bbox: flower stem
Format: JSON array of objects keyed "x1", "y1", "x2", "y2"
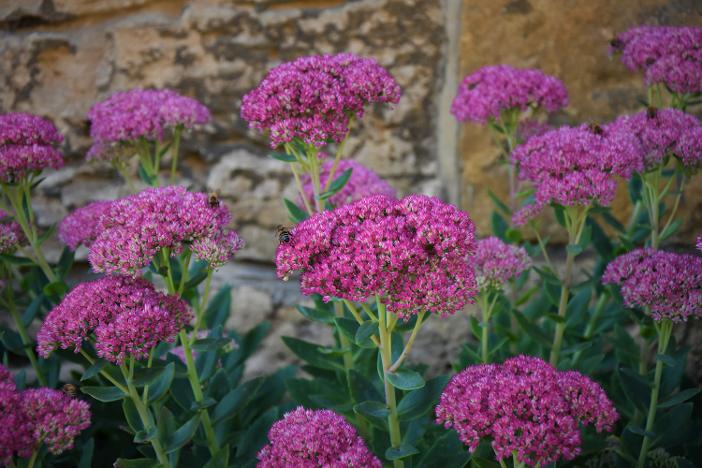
[
  {"x1": 6, "y1": 286, "x2": 47, "y2": 386},
  {"x1": 27, "y1": 447, "x2": 40, "y2": 468},
  {"x1": 389, "y1": 311, "x2": 426, "y2": 372},
  {"x1": 3, "y1": 182, "x2": 57, "y2": 282},
  {"x1": 178, "y1": 329, "x2": 219, "y2": 456},
  {"x1": 549, "y1": 207, "x2": 587, "y2": 366},
  {"x1": 177, "y1": 250, "x2": 191, "y2": 296},
  {"x1": 120, "y1": 364, "x2": 169, "y2": 466},
  {"x1": 377, "y1": 298, "x2": 403, "y2": 468},
  {"x1": 169, "y1": 125, "x2": 183, "y2": 184},
  {"x1": 478, "y1": 294, "x2": 494, "y2": 363},
  {"x1": 193, "y1": 268, "x2": 214, "y2": 337},
  {"x1": 572, "y1": 292, "x2": 608, "y2": 366},
  {"x1": 637, "y1": 319, "x2": 673, "y2": 468}
]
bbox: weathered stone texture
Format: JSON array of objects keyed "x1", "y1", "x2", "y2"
[
  {"x1": 457, "y1": 0, "x2": 702, "y2": 240},
  {"x1": 2, "y1": 0, "x2": 702, "y2": 378}
]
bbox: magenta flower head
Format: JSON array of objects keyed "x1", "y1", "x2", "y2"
[
  {"x1": 300, "y1": 159, "x2": 396, "y2": 208},
  {"x1": 58, "y1": 200, "x2": 114, "y2": 250},
  {"x1": 37, "y1": 275, "x2": 191, "y2": 364},
  {"x1": 276, "y1": 194, "x2": 477, "y2": 318},
  {"x1": 451, "y1": 65, "x2": 568, "y2": 124},
  {"x1": 436, "y1": 355, "x2": 618, "y2": 466},
  {"x1": 0, "y1": 209, "x2": 23, "y2": 254},
  {"x1": 511, "y1": 124, "x2": 641, "y2": 225},
  {"x1": 474, "y1": 237, "x2": 531, "y2": 290},
  {"x1": 257, "y1": 407, "x2": 381, "y2": 468},
  {"x1": 602, "y1": 248, "x2": 702, "y2": 322},
  {"x1": 241, "y1": 53, "x2": 401, "y2": 149},
  {"x1": 604, "y1": 108, "x2": 702, "y2": 171},
  {"x1": 0, "y1": 112, "x2": 63, "y2": 182},
  {"x1": 611, "y1": 26, "x2": 702, "y2": 94},
  {"x1": 87, "y1": 88, "x2": 210, "y2": 160},
  {"x1": 88, "y1": 186, "x2": 242, "y2": 275},
  {"x1": 19, "y1": 388, "x2": 91, "y2": 455}
]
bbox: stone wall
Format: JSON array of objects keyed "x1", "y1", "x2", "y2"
[{"x1": 1, "y1": 0, "x2": 701, "y2": 376}]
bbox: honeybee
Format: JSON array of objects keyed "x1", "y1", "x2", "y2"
[
  {"x1": 276, "y1": 225, "x2": 292, "y2": 244},
  {"x1": 647, "y1": 106, "x2": 658, "y2": 119},
  {"x1": 62, "y1": 383, "x2": 78, "y2": 397},
  {"x1": 588, "y1": 123, "x2": 603, "y2": 135},
  {"x1": 208, "y1": 191, "x2": 220, "y2": 208}
]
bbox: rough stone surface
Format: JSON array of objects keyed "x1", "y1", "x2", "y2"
[
  {"x1": 2, "y1": 0, "x2": 702, "y2": 379},
  {"x1": 457, "y1": 0, "x2": 702, "y2": 240}
]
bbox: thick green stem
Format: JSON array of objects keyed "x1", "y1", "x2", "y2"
[
  {"x1": 6, "y1": 288, "x2": 47, "y2": 386},
  {"x1": 178, "y1": 330, "x2": 218, "y2": 456},
  {"x1": 169, "y1": 126, "x2": 183, "y2": 184},
  {"x1": 121, "y1": 364, "x2": 169, "y2": 466},
  {"x1": 177, "y1": 251, "x2": 191, "y2": 296},
  {"x1": 290, "y1": 162, "x2": 313, "y2": 215},
  {"x1": 322, "y1": 131, "x2": 351, "y2": 192},
  {"x1": 377, "y1": 299, "x2": 403, "y2": 468},
  {"x1": 389, "y1": 311, "x2": 425, "y2": 372},
  {"x1": 3, "y1": 182, "x2": 57, "y2": 282},
  {"x1": 479, "y1": 293, "x2": 496, "y2": 363},
  {"x1": 549, "y1": 207, "x2": 587, "y2": 366},
  {"x1": 572, "y1": 293, "x2": 608, "y2": 366},
  {"x1": 642, "y1": 169, "x2": 662, "y2": 249},
  {"x1": 636, "y1": 319, "x2": 673, "y2": 468},
  {"x1": 27, "y1": 446, "x2": 40, "y2": 468},
  {"x1": 193, "y1": 268, "x2": 213, "y2": 336}
]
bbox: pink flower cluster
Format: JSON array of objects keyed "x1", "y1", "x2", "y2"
[
  {"x1": 300, "y1": 159, "x2": 396, "y2": 208},
  {"x1": 451, "y1": 65, "x2": 568, "y2": 124},
  {"x1": 257, "y1": 407, "x2": 381, "y2": 468},
  {"x1": 0, "y1": 112, "x2": 63, "y2": 182},
  {"x1": 474, "y1": 237, "x2": 531, "y2": 290},
  {"x1": 37, "y1": 276, "x2": 192, "y2": 364},
  {"x1": 241, "y1": 53, "x2": 401, "y2": 148},
  {"x1": 87, "y1": 186, "x2": 242, "y2": 275},
  {"x1": 611, "y1": 26, "x2": 702, "y2": 94},
  {"x1": 602, "y1": 248, "x2": 702, "y2": 322},
  {"x1": 276, "y1": 194, "x2": 477, "y2": 318},
  {"x1": 0, "y1": 209, "x2": 23, "y2": 254},
  {"x1": 0, "y1": 365, "x2": 90, "y2": 463},
  {"x1": 604, "y1": 108, "x2": 702, "y2": 170},
  {"x1": 58, "y1": 200, "x2": 114, "y2": 250},
  {"x1": 435, "y1": 356, "x2": 618, "y2": 466},
  {"x1": 511, "y1": 125, "x2": 641, "y2": 225},
  {"x1": 87, "y1": 88, "x2": 211, "y2": 160}
]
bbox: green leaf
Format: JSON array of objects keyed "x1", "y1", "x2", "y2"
[
  {"x1": 387, "y1": 369, "x2": 425, "y2": 391},
  {"x1": 122, "y1": 398, "x2": 145, "y2": 433},
  {"x1": 416, "y1": 431, "x2": 468, "y2": 467},
  {"x1": 566, "y1": 243, "x2": 583, "y2": 256},
  {"x1": 385, "y1": 444, "x2": 419, "y2": 461},
  {"x1": 42, "y1": 280, "x2": 68, "y2": 297},
  {"x1": 281, "y1": 336, "x2": 344, "y2": 370},
  {"x1": 470, "y1": 457, "x2": 501, "y2": 468},
  {"x1": 133, "y1": 365, "x2": 170, "y2": 387},
  {"x1": 56, "y1": 247, "x2": 75, "y2": 278},
  {"x1": 487, "y1": 189, "x2": 510, "y2": 215},
  {"x1": 77, "y1": 438, "x2": 95, "y2": 468},
  {"x1": 354, "y1": 321, "x2": 377, "y2": 348},
  {"x1": 513, "y1": 310, "x2": 551, "y2": 346},
  {"x1": 397, "y1": 375, "x2": 449, "y2": 420},
  {"x1": 658, "y1": 388, "x2": 701, "y2": 409},
  {"x1": 656, "y1": 353, "x2": 678, "y2": 367},
  {"x1": 189, "y1": 397, "x2": 216, "y2": 410},
  {"x1": 354, "y1": 400, "x2": 389, "y2": 419},
  {"x1": 318, "y1": 168, "x2": 353, "y2": 200},
  {"x1": 192, "y1": 338, "x2": 231, "y2": 352},
  {"x1": 164, "y1": 415, "x2": 199, "y2": 453},
  {"x1": 21, "y1": 295, "x2": 43, "y2": 328},
  {"x1": 505, "y1": 227, "x2": 522, "y2": 243},
  {"x1": 80, "y1": 386, "x2": 127, "y2": 402},
  {"x1": 296, "y1": 305, "x2": 335, "y2": 324},
  {"x1": 81, "y1": 360, "x2": 107, "y2": 382},
  {"x1": 203, "y1": 445, "x2": 230, "y2": 468},
  {"x1": 133, "y1": 427, "x2": 157, "y2": 443},
  {"x1": 491, "y1": 212, "x2": 508, "y2": 239},
  {"x1": 113, "y1": 458, "x2": 161, "y2": 468},
  {"x1": 213, "y1": 378, "x2": 262, "y2": 423},
  {"x1": 147, "y1": 363, "x2": 175, "y2": 403},
  {"x1": 268, "y1": 152, "x2": 297, "y2": 162},
  {"x1": 660, "y1": 219, "x2": 682, "y2": 241},
  {"x1": 0, "y1": 254, "x2": 35, "y2": 266},
  {"x1": 334, "y1": 317, "x2": 358, "y2": 340},
  {"x1": 205, "y1": 286, "x2": 231, "y2": 329},
  {"x1": 283, "y1": 198, "x2": 308, "y2": 223}
]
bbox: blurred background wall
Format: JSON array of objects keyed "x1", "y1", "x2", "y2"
[{"x1": 1, "y1": 0, "x2": 701, "y2": 376}]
